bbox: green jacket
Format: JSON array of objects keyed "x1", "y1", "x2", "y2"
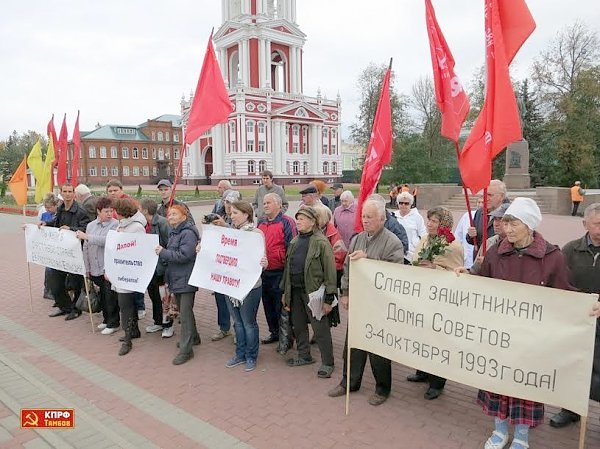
[{"x1": 281, "y1": 231, "x2": 337, "y2": 307}]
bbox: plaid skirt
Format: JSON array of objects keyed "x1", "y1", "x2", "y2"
[{"x1": 477, "y1": 390, "x2": 544, "y2": 427}]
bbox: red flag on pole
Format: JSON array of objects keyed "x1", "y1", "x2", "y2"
[
  {"x1": 71, "y1": 111, "x2": 81, "y2": 186},
  {"x1": 354, "y1": 64, "x2": 393, "y2": 232},
  {"x1": 57, "y1": 114, "x2": 68, "y2": 185},
  {"x1": 425, "y1": 0, "x2": 470, "y2": 142},
  {"x1": 184, "y1": 33, "x2": 234, "y2": 146},
  {"x1": 47, "y1": 115, "x2": 58, "y2": 189},
  {"x1": 458, "y1": 0, "x2": 535, "y2": 194}
]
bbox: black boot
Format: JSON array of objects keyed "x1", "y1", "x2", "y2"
[{"x1": 118, "y1": 316, "x2": 135, "y2": 356}]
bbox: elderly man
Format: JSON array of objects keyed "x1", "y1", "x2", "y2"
[
  {"x1": 333, "y1": 190, "x2": 356, "y2": 248},
  {"x1": 257, "y1": 192, "x2": 297, "y2": 344},
  {"x1": 549, "y1": 203, "x2": 600, "y2": 428},
  {"x1": 253, "y1": 170, "x2": 288, "y2": 219},
  {"x1": 212, "y1": 180, "x2": 233, "y2": 217},
  {"x1": 75, "y1": 184, "x2": 98, "y2": 221},
  {"x1": 299, "y1": 184, "x2": 322, "y2": 207},
  {"x1": 466, "y1": 179, "x2": 509, "y2": 258},
  {"x1": 328, "y1": 199, "x2": 404, "y2": 406},
  {"x1": 155, "y1": 179, "x2": 194, "y2": 224},
  {"x1": 329, "y1": 183, "x2": 344, "y2": 213},
  {"x1": 369, "y1": 194, "x2": 408, "y2": 259}
]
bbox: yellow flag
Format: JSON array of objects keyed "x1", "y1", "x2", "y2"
[
  {"x1": 27, "y1": 140, "x2": 46, "y2": 202},
  {"x1": 8, "y1": 155, "x2": 28, "y2": 206},
  {"x1": 39, "y1": 136, "x2": 56, "y2": 200}
]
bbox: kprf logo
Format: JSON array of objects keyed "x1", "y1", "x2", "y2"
[{"x1": 21, "y1": 409, "x2": 75, "y2": 428}]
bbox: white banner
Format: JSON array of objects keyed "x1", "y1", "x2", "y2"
[
  {"x1": 104, "y1": 230, "x2": 159, "y2": 293},
  {"x1": 188, "y1": 225, "x2": 264, "y2": 301},
  {"x1": 24, "y1": 224, "x2": 86, "y2": 275},
  {"x1": 348, "y1": 259, "x2": 597, "y2": 416}
]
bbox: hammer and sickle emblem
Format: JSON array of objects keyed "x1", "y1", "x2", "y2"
[{"x1": 23, "y1": 412, "x2": 39, "y2": 427}]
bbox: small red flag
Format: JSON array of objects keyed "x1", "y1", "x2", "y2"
[
  {"x1": 71, "y1": 111, "x2": 81, "y2": 186},
  {"x1": 47, "y1": 115, "x2": 58, "y2": 189},
  {"x1": 459, "y1": 0, "x2": 535, "y2": 194},
  {"x1": 184, "y1": 34, "x2": 234, "y2": 146},
  {"x1": 425, "y1": 0, "x2": 470, "y2": 142},
  {"x1": 354, "y1": 66, "x2": 393, "y2": 232},
  {"x1": 57, "y1": 114, "x2": 68, "y2": 185}
]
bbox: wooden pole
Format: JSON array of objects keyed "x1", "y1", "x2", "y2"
[
  {"x1": 24, "y1": 206, "x2": 34, "y2": 312},
  {"x1": 578, "y1": 416, "x2": 587, "y2": 449},
  {"x1": 83, "y1": 279, "x2": 95, "y2": 333},
  {"x1": 345, "y1": 301, "x2": 351, "y2": 416}
]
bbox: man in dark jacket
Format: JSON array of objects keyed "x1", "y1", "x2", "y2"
[
  {"x1": 45, "y1": 183, "x2": 91, "y2": 320},
  {"x1": 550, "y1": 203, "x2": 600, "y2": 428},
  {"x1": 155, "y1": 179, "x2": 195, "y2": 224}
]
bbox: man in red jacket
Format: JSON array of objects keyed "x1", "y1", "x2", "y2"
[{"x1": 257, "y1": 193, "x2": 297, "y2": 344}]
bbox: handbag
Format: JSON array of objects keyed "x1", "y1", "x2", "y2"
[{"x1": 75, "y1": 280, "x2": 101, "y2": 313}]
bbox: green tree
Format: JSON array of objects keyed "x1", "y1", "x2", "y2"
[{"x1": 0, "y1": 130, "x2": 47, "y2": 180}]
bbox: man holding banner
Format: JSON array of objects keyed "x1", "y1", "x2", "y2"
[{"x1": 328, "y1": 199, "x2": 404, "y2": 406}]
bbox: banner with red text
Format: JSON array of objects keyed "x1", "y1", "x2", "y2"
[
  {"x1": 348, "y1": 259, "x2": 596, "y2": 416},
  {"x1": 188, "y1": 225, "x2": 264, "y2": 301},
  {"x1": 104, "y1": 231, "x2": 158, "y2": 293}
]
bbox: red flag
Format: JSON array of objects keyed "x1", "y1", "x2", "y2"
[
  {"x1": 71, "y1": 111, "x2": 81, "y2": 186},
  {"x1": 425, "y1": 0, "x2": 470, "y2": 142},
  {"x1": 354, "y1": 66, "x2": 393, "y2": 232},
  {"x1": 47, "y1": 115, "x2": 58, "y2": 189},
  {"x1": 458, "y1": 0, "x2": 535, "y2": 193},
  {"x1": 57, "y1": 114, "x2": 68, "y2": 185},
  {"x1": 184, "y1": 34, "x2": 234, "y2": 145}
]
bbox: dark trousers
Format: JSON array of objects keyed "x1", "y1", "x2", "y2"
[
  {"x1": 413, "y1": 370, "x2": 446, "y2": 390},
  {"x1": 48, "y1": 269, "x2": 74, "y2": 313},
  {"x1": 90, "y1": 275, "x2": 120, "y2": 328},
  {"x1": 147, "y1": 273, "x2": 165, "y2": 326},
  {"x1": 118, "y1": 292, "x2": 139, "y2": 343},
  {"x1": 340, "y1": 330, "x2": 392, "y2": 397},
  {"x1": 177, "y1": 292, "x2": 199, "y2": 356},
  {"x1": 572, "y1": 201, "x2": 581, "y2": 216},
  {"x1": 261, "y1": 270, "x2": 283, "y2": 338},
  {"x1": 214, "y1": 292, "x2": 231, "y2": 332},
  {"x1": 290, "y1": 287, "x2": 334, "y2": 366},
  {"x1": 133, "y1": 291, "x2": 145, "y2": 311}
]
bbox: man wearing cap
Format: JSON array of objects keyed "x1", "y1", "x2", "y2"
[
  {"x1": 211, "y1": 180, "x2": 233, "y2": 217},
  {"x1": 299, "y1": 184, "x2": 322, "y2": 207},
  {"x1": 469, "y1": 202, "x2": 510, "y2": 275},
  {"x1": 253, "y1": 170, "x2": 288, "y2": 219},
  {"x1": 156, "y1": 179, "x2": 195, "y2": 224},
  {"x1": 549, "y1": 203, "x2": 600, "y2": 428},
  {"x1": 571, "y1": 181, "x2": 585, "y2": 216},
  {"x1": 329, "y1": 183, "x2": 344, "y2": 213}
]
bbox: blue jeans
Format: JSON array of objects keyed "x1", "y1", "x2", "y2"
[
  {"x1": 215, "y1": 292, "x2": 231, "y2": 332},
  {"x1": 226, "y1": 286, "x2": 262, "y2": 361}
]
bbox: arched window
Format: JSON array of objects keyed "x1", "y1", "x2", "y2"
[
  {"x1": 132, "y1": 147, "x2": 139, "y2": 159},
  {"x1": 258, "y1": 160, "x2": 266, "y2": 173},
  {"x1": 303, "y1": 161, "x2": 308, "y2": 175},
  {"x1": 258, "y1": 122, "x2": 266, "y2": 134},
  {"x1": 332, "y1": 162, "x2": 337, "y2": 174},
  {"x1": 286, "y1": 161, "x2": 290, "y2": 175},
  {"x1": 248, "y1": 160, "x2": 255, "y2": 174},
  {"x1": 110, "y1": 146, "x2": 118, "y2": 158},
  {"x1": 158, "y1": 148, "x2": 164, "y2": 160},
  {"x1": 270, "y1": 50, "x2": 287, "y2": 92},
  {"x1": 292, "y1": 125, "x2": 299, "y2": 137},
  {"x1": 166, "y1": 150, "x2": 171, "y2": 160},
  {"x1": 231, "y1": 160, "x2": 237, "y2": 174},
  {"x1": 229, "y1": 51, "x2": 240, "y2": 87},
  {"x1": 246, "y1": 120, "x2": 255, "y2": 134},
  {"x1": 323, "y1": 162, "x2": 329, "y2": 174},
  {"x1": 121, "y1": 147, "x2": 129, "y2": 159},
  {"x1": 322, "y1": 127, "x2": 329, "y2": 138},
  {"x1": 157, "y1": 132, "x2": 164, "y2": 141},
  {"x1": 293, "y1": 161, "x2": 299, "y2": 174},
  {"x1": 99, "y1": 146, "x2": 107, "y2": 158},
  {"x1": 88, "y1": 146, "x2": 96, "y2": 158}
]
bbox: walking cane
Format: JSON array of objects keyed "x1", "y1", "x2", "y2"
[{"x1": 83, "y1": 278, "x2": 96, "y2": 333}]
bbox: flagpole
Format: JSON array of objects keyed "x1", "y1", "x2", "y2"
[
  {"x1": 578, "y1": 416, "x2": 587, "y2": 449},
  {"x1": 482, "y1": 188, "x2": 489, "y2": 255},
  {"x1": 24, "y1": 206, "x2": 34, "y2": 312},
  {"x1": 453, "y1": 142, "x2": 477, "y2": 249},
  {"x1": 345, "y1": 300, "x2": 351, "y2": 416}
]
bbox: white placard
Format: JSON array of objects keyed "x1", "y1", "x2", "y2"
[
  {"x1": 188, "y1": 225, "x2": 264, "y2": 301},
  {"x1": 24, "y1": 224, "x2": 85, "y2": 275},
  {"x1": 104, "y1": 230, "x2": 159, "y2": 293}
]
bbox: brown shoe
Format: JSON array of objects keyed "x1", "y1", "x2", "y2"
[
  {"x1": 327, "y1": 385, "x2": 346, "y2": 398},
  {"x1": 368, "y1": 393, "x2": 388, "y2": 406}
]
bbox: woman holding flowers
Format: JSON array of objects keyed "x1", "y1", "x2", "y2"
[{"x1": 408, "y1": 206, "x2": 464, "y2": 400}]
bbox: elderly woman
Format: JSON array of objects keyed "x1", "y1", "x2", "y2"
[
  {"x1": 156, "y1": 205, "x2": 201, "y2": 365},
  {"x1": 112, "y1": 197, "x2": 147, "y2": 356},
  {"x1": 333, "y1": 190, "x2": 357, "y2": 249},
  {"x1": 395, "y1": 191, "x2": 426, "y2": 262},
  {"x1": 469, "y1": 203, "x2": 509, "y2": 275},
  {"x1": 475, "y1": 198, "x2": 571, "y2": 449},
  {"x1": 408, "y1": 206, "x2": 464, "y2": 400},
  {"x1": 282, "y1": 206, "x2": 337, "y2": 378},
  {"x1": 314, "y1": 205, "x2": 347, "y2": 283},
  {"x1": 223, "y1": 201, "x2": 268, "y2": 372}
]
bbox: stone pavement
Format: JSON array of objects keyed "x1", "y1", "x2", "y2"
[{"x1": 1, "y1": 207, "x2": 599, "y2": 449}]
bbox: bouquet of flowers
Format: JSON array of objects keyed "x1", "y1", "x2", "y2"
[{"x1": 413, "y1": 226, "x2": 455, "y2": 265}]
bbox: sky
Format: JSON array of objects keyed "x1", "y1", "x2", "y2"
[{"x1": 1, "y1": 0, "x2": 598, "y2": 141}]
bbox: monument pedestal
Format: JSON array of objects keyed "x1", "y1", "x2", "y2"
[{"x1": 503, "y1": 140, "x2": 530, "y2": 189}]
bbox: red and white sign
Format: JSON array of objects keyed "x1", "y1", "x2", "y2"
[
  {"x1": 188, "y1": 225, "x2": 264, "y2": 301},
  {"x1": 21, "y1": 408, "x2": 75, "y2": 428}
]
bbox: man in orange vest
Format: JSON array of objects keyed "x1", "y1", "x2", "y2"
[{"x1": 571, "y1": 181, "x2": 585, "y2": 216}]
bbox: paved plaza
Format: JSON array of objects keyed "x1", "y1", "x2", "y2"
[{"x1": 0, "y1": 204, "x2": 599, "y2": 449}]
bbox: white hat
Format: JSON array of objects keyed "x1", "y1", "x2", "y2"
[{"x1": 504, "y1": 197, "x2": 542, "y2": 230}]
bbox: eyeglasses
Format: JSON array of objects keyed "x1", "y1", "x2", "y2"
[{"x1": 398, "y1": 202, "x2": 410, "y2": 205}]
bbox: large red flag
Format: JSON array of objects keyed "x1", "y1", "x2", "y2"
[
  {"x1": 354, "y1": 66, "x2": 393, "y2": 232},
  {"x1": 458, "y1": 0, "x2": 535, "y2": 193},
  {"x1": 57, "y1": 114, "x2": 68, "y2": 185},
  {"x1": 425, "y1": 0, "x2": 470, "y2": 142},
  {"x1": 71, "y1": 111, "x2": 81, "y2": 186},
  {"x1": 47, "y1": 115, "x2": 58, "y2": 189},
  {"x1": 184, "y1": 33, "x2": 234, "y2": 146}
]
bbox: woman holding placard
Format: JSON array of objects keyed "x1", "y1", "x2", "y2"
[
  {"x1": 223, "y1": 201, "x2": 268, "y2": 373},
  {"x1": 155, "y1": 205, "x2": 201, "y2": 366}
]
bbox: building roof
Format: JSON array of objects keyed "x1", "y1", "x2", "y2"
[
  {"x1": 138, "y1": 114, "x2": 182, "y2": 127},
  {"x1": 81, "y1": 114, "x2": 182, "y2": 141}
]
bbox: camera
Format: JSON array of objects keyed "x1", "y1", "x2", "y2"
[{"x1": 203, "y1": 213, "x2": 221, "y2": 224}]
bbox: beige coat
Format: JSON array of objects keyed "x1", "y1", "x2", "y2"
[{"x1": 412, "y1": 235, "x2": 464, "y2": 271}]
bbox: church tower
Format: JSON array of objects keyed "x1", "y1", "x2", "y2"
[{"x1": 181, "y1": 0, "x2": 342, "y2": 186}]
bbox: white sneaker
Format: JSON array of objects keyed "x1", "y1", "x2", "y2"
[
  {"x1": 97, "y1": 323, "x2": 107, "y2": 330},
  {"x1": 101, "y1": 327, "x2": 119, "y2": 335},
  {"x1": 146, "y1": 324, "x2": 163, "y2": 333},
  {"x1": 162, "y1": 326, "x2": 174, "y2": 338},
  {"x1": 138, "y1": 310, "x2": 146, "y2": 320}
]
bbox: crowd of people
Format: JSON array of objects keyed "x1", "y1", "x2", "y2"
[{"x1": 32, "y1": 173, "x2": 600, "y2": 449}]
